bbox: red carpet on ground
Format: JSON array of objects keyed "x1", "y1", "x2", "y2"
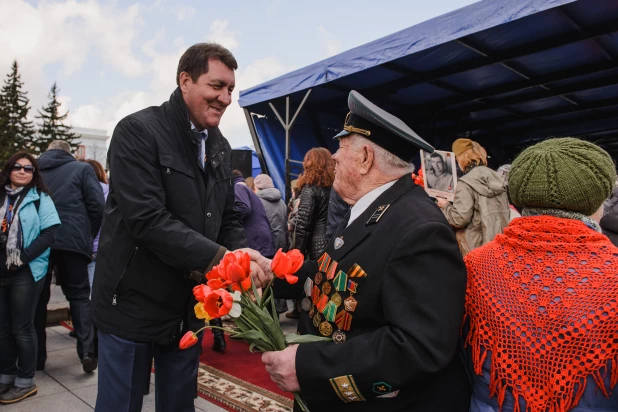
[{"x1": 200, "y1": 332, "x2": 293, "y2": 400}]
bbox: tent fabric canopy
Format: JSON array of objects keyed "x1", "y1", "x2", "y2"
[{"x1": 239, "y1": 0, "x2": 618, "y2": 199}]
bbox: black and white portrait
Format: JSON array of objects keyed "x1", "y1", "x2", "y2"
[{"x1": 421, "y1": 150, "x2": 457, "y2": 201}]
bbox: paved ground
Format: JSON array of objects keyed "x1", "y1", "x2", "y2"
[{"x1": 0, "y1": 284, "x2": 297, "y2": 411}]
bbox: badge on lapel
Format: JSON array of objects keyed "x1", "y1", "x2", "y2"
[{"x1": 366, "y1": 204, "x2": 390, "y2": 225}]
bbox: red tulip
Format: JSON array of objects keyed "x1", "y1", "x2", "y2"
[
  {"x1": 193, "y1": 284, "x2": 212, "y2": 302},
  {"x1": 205, "y1": 251, "x2": 252, "y2": 291},
  {"x1": 271, "y1": 248, "x2": 304, "y2": 284},
  {"x1": 203, "y1": 289, "x2": 234, "y2": 318},
  {"x1": 179, "y1": 331, "x2": 198, "y2": 349}
]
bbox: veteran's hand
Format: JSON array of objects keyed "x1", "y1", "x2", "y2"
[
  {"x1": 238, "y1": 248, "x2": 273, "y2": 288},
  {"x1": 262, "y1": 345, "x2": 300, "y2": 392},
  {"x1": 436, "y1": 197, "x2": 449, "y2": 208}
]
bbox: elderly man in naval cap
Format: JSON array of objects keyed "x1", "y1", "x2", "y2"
[{"x1": 250, "y1": 90, "x2": 470, "y2": 411}]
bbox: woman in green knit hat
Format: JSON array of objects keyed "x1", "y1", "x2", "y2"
[{"x1": 463, "y1": 137, "x2": 618, "y2": 412}]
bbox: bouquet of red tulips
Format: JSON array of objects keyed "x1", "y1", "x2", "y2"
[{"x1": 179, "y1": 249, "x2": 329, "y2": 411}]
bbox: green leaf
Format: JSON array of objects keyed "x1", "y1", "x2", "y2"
[
  {"x1": 250, "y1": 276, "x2": 261, "y2": 306},
  {"x1": 269, "y1": 291, "x2": 281, "y2": 328},
  {"x1": 285, "y1": 334, "x2": 332, "y2": 345},
  {"x1": 232, "y1": 330, "x2": 275, "y2": 351}
]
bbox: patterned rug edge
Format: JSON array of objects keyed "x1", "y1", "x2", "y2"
[{"x1": 197, "y1": 363, "x2": 293, "y2": 412}]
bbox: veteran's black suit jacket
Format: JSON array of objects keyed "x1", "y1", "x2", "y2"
[{"x1": 275, "y1": 174, "x2": 471, "y2": 411}]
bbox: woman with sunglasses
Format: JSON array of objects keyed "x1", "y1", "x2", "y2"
[{"x1": 0, "y1": 152, "x2": 60, "y2": 405}]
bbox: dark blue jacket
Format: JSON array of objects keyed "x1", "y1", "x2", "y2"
[
  {"x1": 233, "y1": 176, "x2": 275, "y2": 258},
  {"x1": 469, "y1": 349, "x2": 618, "y2": 411},
  {"x1": 39, "y1": 149, "x2": 105, "y2": 258}
]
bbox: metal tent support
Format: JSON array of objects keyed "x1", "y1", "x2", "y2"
[{"x1": 267, "y1": 89, "x2": 312, "y2": 200}]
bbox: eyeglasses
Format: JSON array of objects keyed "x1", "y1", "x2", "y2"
[{"x1": 11, "y1": 164, "x2": 35, "y2": 173}]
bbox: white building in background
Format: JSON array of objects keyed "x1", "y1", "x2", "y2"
[{"x1": 73, "y1": 127, "x2": 109, "y2": 167}]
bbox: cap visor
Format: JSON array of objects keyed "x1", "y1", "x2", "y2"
[{"x1": 333, "y1": 130, "x2": 351, "y2": 139}]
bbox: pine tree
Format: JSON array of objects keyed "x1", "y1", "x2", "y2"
[
  {"x1": 0, "y1": 60, "x2": 35, "y2": 164},
  {"x1": 32, "y1": 82, "x2": 79, "y2": 155}
]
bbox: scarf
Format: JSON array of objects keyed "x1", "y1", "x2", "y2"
[
  {"x1": 465, "y1": 215, "x2": 618, "y2": 412},
  {"x1": 0, "y1": 186, "x2": 25, "y2": 268},
  {"x1": 522, "y1": 207, "x2": 602, "y2": 233}
]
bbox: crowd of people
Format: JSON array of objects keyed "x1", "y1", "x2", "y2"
[{"x1": 0, "y1": 40, "x2": 617, "y2": 412}]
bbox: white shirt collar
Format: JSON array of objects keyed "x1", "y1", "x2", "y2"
[
  {"x1": 190, "y1": 122, "x2": 208, "y2": 137},
  {"x1": 347, "y1": 180, "x2": 397, "y2": 227}
]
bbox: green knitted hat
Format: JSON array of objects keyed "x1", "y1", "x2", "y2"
[{"x1": 508, "y1": 137, "x2": 616, "y2": 216}]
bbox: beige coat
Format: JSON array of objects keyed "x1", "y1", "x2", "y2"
[{"x1": 441, "y1": 166, "x2": 510, "y2": 256}]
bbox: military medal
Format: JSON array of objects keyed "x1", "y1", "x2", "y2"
[
  {"x1": 332, "y1": 329, "x2": 346, "y2": 344},
  {"x1": 303, "y1": 277, "x2": 313, "y2": 297},
  {"x1": 344, "y1": 295, "x2": 358, "y2": 312},
  {"x1": 316, "y1": 294, "x2": 329, "y2": 313},
  {"x1": 347, "y1": 280, "x2": 358, "y2": 293},
  {"x1": 309, "y1": 305, "x2": 315, "y2": 318},
  {"x1": 336, "y1": 310, "x2": 353, "y2": 330},
  {"x1": 331, "y1": 293, "x2": 342, "y2": 308},
  {"x1": 323, "y1": 301, "x2": 337, "y2": 322},
  {"x1": 313, "y1": 312, "x2": 321, "y2": 327},
  {"x1": 314, "y1": 272, "x2": 323, "y2": 285},
  {"x1": 301, "y1": 297, "x2": 312, "y2": 312},
  {"x1": 322, "y1": 281, "x2": 332, "y2": 295},
  {"x1": 317, "y1": 253, "x2": 331, "y2": 272},
  {"x1": 312, "y1": 285, "x2": 320, "y2": 305},
  {"x1": 348, "y1": 264, "x2": 367, "y2": 278},
  {"x1": 334, "y1": 236, "x2": 344, "y2": 250},
  {"x1": 326, "y1": 261, "x2": 338, "y2": 280},
  {"x1": 333, "y1": 270, "x2": 348, "y2": 292},
  {"x1": 319, "y1": 321, "x2": 333, "y2": 337}
]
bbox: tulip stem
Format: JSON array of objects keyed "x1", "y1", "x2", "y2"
[
  {"x1": 260, "y1": 278, "x2": 276, "y2": 307},
  {"x1": 193, "y1": 325, "x2": 238, "y2": 336}
]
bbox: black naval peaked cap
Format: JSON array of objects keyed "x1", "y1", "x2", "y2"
[{"x1": 333, "y1": 90, "x2": 434, "y2": 160}]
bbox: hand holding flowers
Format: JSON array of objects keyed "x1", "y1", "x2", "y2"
[{"x1": 179, "y1": 248, "x2": 326, "y2": 411}]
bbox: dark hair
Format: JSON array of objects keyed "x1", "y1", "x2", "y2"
[
  {"x1": 0, "y1": 151, "x2": 49, "y2": 195},
  {"x1": 84, "y1": 159, "x2": 108, "y2": 184},
  {"x1": 176, "y1": 43, "x2": 238, "y2": 86},
  {"x1": 297, "y1": 147, "x2": 335, "y2": 189},
  {"x1": 232, "y1": 169, "x2": 244, "y2": 179}
]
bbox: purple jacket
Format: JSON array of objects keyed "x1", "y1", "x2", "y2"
[
  {"x1": 233, "y1": 176, "x2": 275, "y2": 258},
  {"x1": 92, "y1": 182, "x2": 109, "y2": 254}
]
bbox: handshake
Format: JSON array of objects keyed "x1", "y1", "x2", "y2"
[{"x1": 190, "y1": 248, "x2": 274, "y2": 288}]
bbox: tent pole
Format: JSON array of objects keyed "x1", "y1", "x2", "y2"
[
  {"x1": 267, "y1": 89, "x2": 313, "y2": 201},
  {"x1": 243, "y1": 109, "x2": 269, "y2": 175},
  {"x1": 285, "y1": 96, "x2": 291, "y2": 201}
]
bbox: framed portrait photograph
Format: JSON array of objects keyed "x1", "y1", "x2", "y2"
[{"x1": 420, "y1": 149, "x2": 457, "y2": 202}]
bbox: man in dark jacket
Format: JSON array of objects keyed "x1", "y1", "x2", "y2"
[
  {"x1": 36, "y1": 140, "x2": 104, "y2": 372},
  {"x1": 91, "y1": 43, "x2": 248, "y2": 412},
  {"x1": 326, "y1": 186, "x2": 349, "y2": 243},
  {"x1": 250, "y1": 91, "x2": 470, "y2": 411}
]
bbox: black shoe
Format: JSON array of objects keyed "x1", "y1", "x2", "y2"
[
  {"x1": 210, "y1": 318, "x2": 226, "y2": 353},
  {"x1": 81, "y1": 353, "x2": 98, "y2": 373},
  {"x1": 0, "y1": 383, "x2": 12, "y2": 396},
  {"x1": 0, "y1": 385, "x2": 37, "y2": 404},
  {"x1": 69, "y1": 330, "x2": 77, "y2": 338}
]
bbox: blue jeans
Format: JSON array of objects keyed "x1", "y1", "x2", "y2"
[
  {"x1": 95, "y1": 330, "x2": 202, "y2": 412},
  {"x1": 0, "y1": 268, "x2": 44, "y2": 388}
]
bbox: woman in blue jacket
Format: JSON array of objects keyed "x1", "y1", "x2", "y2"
[{"x1": 0, "y1": 152, "x2": 60, "y2": 405}]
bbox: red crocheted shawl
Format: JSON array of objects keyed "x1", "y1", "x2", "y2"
[{"x1": 464, "y1": 216, "x2": 618, "y2": 412}]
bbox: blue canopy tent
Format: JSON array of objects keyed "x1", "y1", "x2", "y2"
[{"x1": 239, "y1": 0, "x2": 618, "y2": 199}]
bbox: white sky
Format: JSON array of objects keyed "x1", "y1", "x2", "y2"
[{"x1": 0, "y1": 0, "x2": 479, "y2": 147}]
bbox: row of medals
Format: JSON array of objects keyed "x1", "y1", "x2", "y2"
[{"x1": 301, "y1": 270, "x2": 357, "y2": 344}]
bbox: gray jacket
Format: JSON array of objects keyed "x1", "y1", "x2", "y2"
[
  {"x1": 256, "y1": 188, "x2": 288, "y2": 251},
  {"x1": 441, "y1": 165, "x2": 509, "y2": 256}
]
